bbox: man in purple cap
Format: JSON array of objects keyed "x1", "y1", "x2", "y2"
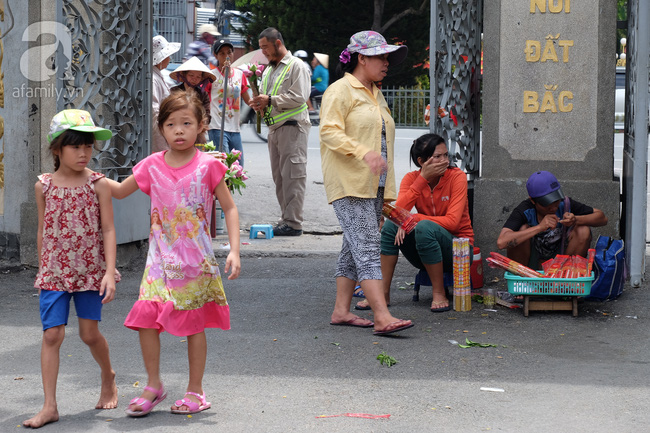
[{"x1": 497, "y1": 171, "x2": 608, "y2": 269}]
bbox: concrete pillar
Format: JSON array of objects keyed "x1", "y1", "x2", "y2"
[
  {"x1": 0, "y1": 1, "x2": 44, "y2": 265},
  {"x1": 476, "y1": 0, "x2": 620, "y2": 274}
]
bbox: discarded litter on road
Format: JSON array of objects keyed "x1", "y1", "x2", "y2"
[{"x1": 316, "y1": 413, "x2": 391, "y2": 419}]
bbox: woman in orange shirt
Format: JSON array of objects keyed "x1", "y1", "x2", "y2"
[{"x1": 377, "y1": 133, "x2": 474, "y2": 312}]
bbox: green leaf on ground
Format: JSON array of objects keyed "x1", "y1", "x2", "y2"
[
  {"x1": 377, "y1": 351, "x2": 398, "y2": 367},
  {"x1": 458, "y1": 338, "x2": 498, "y2": 349}
]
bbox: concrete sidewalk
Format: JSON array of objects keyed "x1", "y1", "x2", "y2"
[{"x1": 212, "y1": 232, "x2": 343, "y2": 259}]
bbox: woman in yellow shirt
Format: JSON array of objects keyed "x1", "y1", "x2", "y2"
[{"x1": 320, "y1": 31, "x2": 412, "y2": 336}]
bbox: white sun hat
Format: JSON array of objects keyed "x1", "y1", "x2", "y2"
[{"x1": 153, "y1": 35, "x2": 181, "y2": 66}]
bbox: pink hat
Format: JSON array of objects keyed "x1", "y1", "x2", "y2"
[{"x1": 346, "y1": 30, "x2": 408, "y2": 65}]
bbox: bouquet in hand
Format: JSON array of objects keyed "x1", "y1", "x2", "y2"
[
  {"x1": 242, "y1": 62, "x2": 266, "y2": 133},
  {"x1": 199, "y1": 143, "x2": 249, "y2": 195}
]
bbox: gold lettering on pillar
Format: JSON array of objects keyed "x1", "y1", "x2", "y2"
[
  {"x1": 523, "y1": 86, "x2": 573, "y2": 113},
  {"x1": 525, "y1": 35, "x2": 573, "y2": 63},
  {"x1": 523, "y1": 5, "x2": 574, "y2": 114},
  {"x1": 530, "y1": 0, "x2": 571, "y2": 14}
]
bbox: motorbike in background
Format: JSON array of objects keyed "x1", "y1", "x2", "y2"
[{"x1": 309, "y1": 94, "x2": 322, "y2": 126}]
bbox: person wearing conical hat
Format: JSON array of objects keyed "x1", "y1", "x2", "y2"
[
  {"x1": 170, "y1": 57, "x2": 216, "y2": 125},
  {"x1": 306, "y1": 52, "x2": 329, "y2": 113},
  {"x1": 152, "y1": 35, "x2": 181, "y2": 153}
]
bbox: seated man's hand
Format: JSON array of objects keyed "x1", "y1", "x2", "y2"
[
  {"x1": 539, "y1": 213, "x2": 560, "y2": 231},
  {"x1": 560, "y1": 212, "x2": 577, "y2": 227}
]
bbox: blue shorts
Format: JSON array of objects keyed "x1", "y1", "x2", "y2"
[{"x1": 39, "y1": 290, "x2": 104, "y2": 331}]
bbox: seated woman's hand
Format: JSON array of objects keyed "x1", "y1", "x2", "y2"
[
  {"x1": 394, "y1": 227, "x2": 407, "y2": 246},
  {"x1": 420, "y1": 156, "x2": 448, "y2": 182}
]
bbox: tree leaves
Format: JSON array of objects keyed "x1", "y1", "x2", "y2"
[{"x1": 234, "y1": 0, "x2": 430, "y2": 86}]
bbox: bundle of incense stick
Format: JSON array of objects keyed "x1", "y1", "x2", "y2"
[
  {"x1": 382, "y1": 203, "x2": 417, "y2": 234},
  {"x1": 486, "y1": 252, "x2": 543, "y2": 278},
  {"x1": 453, "y1": 237, "x2": 472, "y2": 311},
  {"x1": 587, "y1": 248, "x2": 596, "y2": 275},
  {"x1": 542, "y1": 254, "x2": 591, "y2": 278}
]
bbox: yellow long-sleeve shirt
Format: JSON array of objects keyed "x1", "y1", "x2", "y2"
[{"x1": 319, "y1": 73, "x2": 397, "y2": 204}]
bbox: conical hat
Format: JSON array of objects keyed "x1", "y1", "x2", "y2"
[
  {"x1": 314, "y1": 52, "x2": 329, "y2": 68},
  {"x1": 169, "y1": 56, "x2": 216, "y2": 82}
]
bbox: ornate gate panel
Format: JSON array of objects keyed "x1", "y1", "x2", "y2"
[
  {"x1": 57, "y1": 0, "x2": 152, "y2": 243},
  {"x1": 429, "y1": 0, "x2": 483, "y2": 183}
]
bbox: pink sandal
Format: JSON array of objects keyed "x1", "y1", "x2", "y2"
[
  {"x1": 125, "y1": 383, "x2": 167, "y2": 417},
  {"x1": 171, "y1": 391, "x2": 211, "y2": 414}
]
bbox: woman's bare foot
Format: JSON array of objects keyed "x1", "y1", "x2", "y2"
[
  {"x1": 23, "y1": 407, "x2": 59, "y2": 429},
  {"x1": 330, "y1": 312, "x2": 373, "y2": 327},
  {"x1": 355, "y1": 299, "x2": 391, "y2": 310},
  {"x1": 96, "y1": 370, "x2": 118, "y2": 409}
]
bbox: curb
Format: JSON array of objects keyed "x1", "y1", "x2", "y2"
[{"x1": 211, "y1": 232, "x2": 343, "y2": 259}]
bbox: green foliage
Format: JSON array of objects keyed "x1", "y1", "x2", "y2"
[
  {"x1": 457, "y1": 338, "x2": 499, "y2": 349},
  {"x1": 617, "y1": 0, "x2": 627, "y2": 20},
  {"x1": 377, "y1": 351, "x2": 398, "y2": 367},
  {"x1": 234, "y1": 0, "x2": 430, "y2": 86},
  {"x1": 414, "y1": 74, "x2": 430, "y2": 90}
]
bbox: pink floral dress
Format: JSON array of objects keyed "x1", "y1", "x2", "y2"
[
  {"x1": 123, "y1": 151, "x2": 230, "y2": 337},
  {"x1": 35, "y1": 172, "x2": 119, "y2": 292}
]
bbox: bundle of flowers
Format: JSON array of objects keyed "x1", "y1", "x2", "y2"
[
  {"x1": 242, "y1": 62, "x2": 266, "y2": 133},
  {"x1": 199, "y1": 142, "x2": 249, "y2": 195}
]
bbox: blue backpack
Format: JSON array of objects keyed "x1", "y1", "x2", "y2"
[{"x1": 588, "y1": 235, "x2": 626, "y2": 301}]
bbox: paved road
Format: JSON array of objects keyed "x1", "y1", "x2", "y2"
[{"x1": 2, "y1": 257, "x2": 649, "y2": 432}]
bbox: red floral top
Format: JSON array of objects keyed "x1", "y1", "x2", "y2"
[{"x1": 35, "y1": 172, "x2": 120, "y2": 292}]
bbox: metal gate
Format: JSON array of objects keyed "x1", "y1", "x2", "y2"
[
  {"x1": 154, "y1": 0, "x2": 186, "y2": 63},
  {"x1": 57, "y1": 0, "x2": 152, "y2": 244},
  {"x1": 429, "y1": 0, "x2": 483, "y2": 183}
]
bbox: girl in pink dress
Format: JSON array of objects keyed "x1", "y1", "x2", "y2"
[
  {"x1": 110, "y1": 90, "x2": 240, "y2": 417},
  {"x1": 25, "y1": 109, "x2": 119, "y2": 429}
]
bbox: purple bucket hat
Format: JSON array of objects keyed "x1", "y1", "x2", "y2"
[{"x1": 346, "y1": 30, "x2": 408, "y2": 65}]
